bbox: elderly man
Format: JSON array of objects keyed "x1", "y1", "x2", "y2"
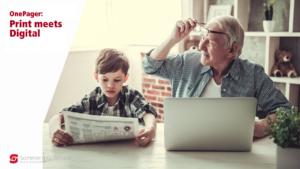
[{"x1": 142, "y1": 16, "x2": 291, "y2": 138}]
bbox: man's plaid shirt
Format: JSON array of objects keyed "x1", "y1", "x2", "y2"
[{"x1": 62, "y1": 85, "x2": 157, "y2": 123}]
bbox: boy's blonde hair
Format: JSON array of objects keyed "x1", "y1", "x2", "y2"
[{"x1": 95, "y1": 48, "x2": 130, "y2": 76}]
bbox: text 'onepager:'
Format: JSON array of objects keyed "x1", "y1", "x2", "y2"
[{"x1": 4, "y1": 5, "x2": 78, "y2": 52}]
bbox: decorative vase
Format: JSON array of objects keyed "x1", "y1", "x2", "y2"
[
  {"x1": 263, "y1": 20, "x2": 275, "y2": 32},
  {"x1": 276, "y1": 146, "x2": 300, "y2": 169}
]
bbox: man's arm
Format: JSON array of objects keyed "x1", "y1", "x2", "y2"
[
  {"x1": 142, "y1": 19, "x2": 199, "y2": 80},
  {"x1": 254, "y1": 65, "x2": 291, "y2": 114},
  {"x1": 149, "y1": 37, "x2": 177, "y2": 61},
  {"x1": 253, "y1": 65, "x2": 291, "y2": 138},
  {"x1": 254, "y1": 113, "x2": 276, "y2": 138},
  {"x1": 149, "y1": 19, "x2": 197, "y2": 61}
]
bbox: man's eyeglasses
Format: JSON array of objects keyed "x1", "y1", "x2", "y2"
[{"x1": 194, "y1": 23, "x2": 228, "y2": 38}]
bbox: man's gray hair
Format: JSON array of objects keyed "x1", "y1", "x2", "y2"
[{"x1": 207, "y1": 15, "x2": 245, "y2": 59}]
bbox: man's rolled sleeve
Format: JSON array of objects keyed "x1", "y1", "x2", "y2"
[
  {"x1": 143, "y1": 49, "x2": 165, "y2": 70},
  {"x1": 142, "y1": 49, "x2": 185, "y2": 81}
]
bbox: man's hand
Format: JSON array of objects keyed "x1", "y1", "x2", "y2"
[
  {"x1": 136, "y1": 126, "x2": 156, "y2": 146},
  {"x1": 51, "y1": 129, "x2": 73, "y2": 147},
  {"x1": 170, "y1": 18, "x2": 198, "y2": 44},
  {"x1": 253, "y1": 122, "x2": 267, "y2": 138}
]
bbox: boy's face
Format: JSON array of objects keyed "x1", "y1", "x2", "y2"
[{"x1": 94, "y1": 69, "x2": 129, "y2": 99}]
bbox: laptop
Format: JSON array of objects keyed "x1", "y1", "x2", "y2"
[{"x1": 164, "y1": 97, "x2": 257, "y2": 151}]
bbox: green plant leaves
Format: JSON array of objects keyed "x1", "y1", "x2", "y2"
[
  {"x1": 265, "y1": 107, "x2": 300, "y2": 149},
  {"x1": 282, "y1": 141, "x2": 289, "y2": 148}
]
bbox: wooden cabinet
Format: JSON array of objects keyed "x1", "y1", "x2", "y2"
[{"x1": 180, "y1": 0, "x2": 300, "y2": 107}]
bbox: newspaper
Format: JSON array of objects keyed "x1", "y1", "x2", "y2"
[{"x1": 62, "y1": 111, "x2": 139, "y2": 144}]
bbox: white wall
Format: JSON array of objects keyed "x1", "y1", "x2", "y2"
[
  {"x1": 70, "y1": 0, "x2": 110, "y2": 50},
  {"x1": 44, "y1": 50, "x2": 99, "y2": 122}
]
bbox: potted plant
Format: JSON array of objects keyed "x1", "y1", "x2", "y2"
[
  {"x1": 263, "y1": 0, "x2": 276, "y2": 32},
  {"x1": 265, "y1": 106, "x2": 300, "y2": 169}
]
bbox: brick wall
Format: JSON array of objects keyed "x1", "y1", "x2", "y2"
[{"x1": 141, "y1": 53, "x2": 172, "y2": 123}]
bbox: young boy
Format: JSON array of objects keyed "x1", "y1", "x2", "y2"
[{"x1": 49, "y1": 48, "x2": 157, "y2": 147}]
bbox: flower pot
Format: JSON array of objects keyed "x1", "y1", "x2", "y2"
[
  {"x1": 263, "y1": 20, "x2": 275, "y2": 32},
  {"x1": 276, "y1": 146, "x2": 300, "y2": 169}
]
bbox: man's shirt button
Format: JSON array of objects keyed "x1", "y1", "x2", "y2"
[{"x1": 223, "y1": 89, "x2": 226, "y2": 92}]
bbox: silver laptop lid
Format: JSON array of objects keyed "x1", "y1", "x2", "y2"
[{"x1": 164, "y1": 97, "x2": 257, "y2": 151}]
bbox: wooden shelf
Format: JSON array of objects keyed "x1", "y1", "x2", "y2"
[{"x1": 271, "y1": 77, "x2": 300, "y2": 85}]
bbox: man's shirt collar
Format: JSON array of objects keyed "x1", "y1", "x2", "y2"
[
  {"x1": 227, "y1": 59, "x2": 240, "y2": 81},
  {"x1": 200, "y1": 59, "x2": 240, "y2": 81},
  {"x1": 200, "y1": 65, "x2": 211, "y2": 75}
]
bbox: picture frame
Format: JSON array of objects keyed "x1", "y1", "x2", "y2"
[{"x1": 207, "y1": 5, "x2": 233, "y2": 23}]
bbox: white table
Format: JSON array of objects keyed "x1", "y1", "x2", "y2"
[{"x1": 43, "y1": 123, "x2": 277, "y2": 169}]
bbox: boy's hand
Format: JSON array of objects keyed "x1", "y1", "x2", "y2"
[
  {"x1": 51, "y1": 129, "x2": 73, "y2": 147},
  {"x1": 136, "y1": 126, "x2": 156, "y2": 146}
]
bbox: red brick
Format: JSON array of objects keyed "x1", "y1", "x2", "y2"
[
  {"x1": 152, "y1": 84, "x2": 165, "y2": 90},
  {"x1": 143, "y1": 89, "x2": 145, "y2": 93},
  {"x1": 150, "y1": 102, "x2": 164, "y2": 108},
  {"x1": 158, "y1": 97, "x2": 164, "y2": 102},
  {"x1": 156, "y1": 109, "x2": 160, "y2": 115},
  {"x1": 148, "y1": 75, "x2": 156, "y2": 79},
  {"x1": 161, "y1": 92, "x2": 171, "y2": 97},
  {"x1": 147, "y1": 90, "x2": 159, "y2": 95},
  {"x1": 144, "y1": 78, "x2": 156, "y2": 83},
  {"x1": 141, "y1": 53, "x2": 145, "y2": 58},
  {"x1": 167, "y1": 87, "x2": 172, "y2": 91},
  {"x1": 157, "y1": 114, "x2": 162, "y2": 119},
  {"x1": 142, "y1": 72, "x2": 148, "y2": 76},
  {"x1": 159, "y1": 109, "x2": 164, "y2": 114},
  {"x1": 158, "y1": 79, "x2": 170, "y2": 85},
  {"x1": 142, "y1": 83, "x2": 150, "y2": 88},
  {"x1": 156, "y1": 119, "x2": 164, "y2": 123},
  {"x1": 144, "y1": 95, "x2": 156, "y2": 101}
]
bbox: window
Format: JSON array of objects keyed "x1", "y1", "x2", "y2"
[
  {"x1": 109, "y1": 0, "x2": 181, "y2": 45},
  {"x1": 71, "y1": 0, "x2": 181, "y2": 49}
]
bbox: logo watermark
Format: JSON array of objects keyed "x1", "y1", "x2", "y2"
[
  {"x1": 10, "y1": 154, "x2": 18, "y2": 164},
  {"x1": 10, "y1": 154, "x2": 72, "y2": 164}
]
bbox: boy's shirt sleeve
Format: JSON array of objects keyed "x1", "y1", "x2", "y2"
[
  {"x1": 61, "y1": 93, "x2": 91, "y2": 114},
  {"x1": 129, "y1": 88, "x2": 157, "y2": 124}
]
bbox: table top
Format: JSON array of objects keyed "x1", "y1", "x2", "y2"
[{"x1": 43, "y1": 123, "x2": 277, "y2": 169}]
